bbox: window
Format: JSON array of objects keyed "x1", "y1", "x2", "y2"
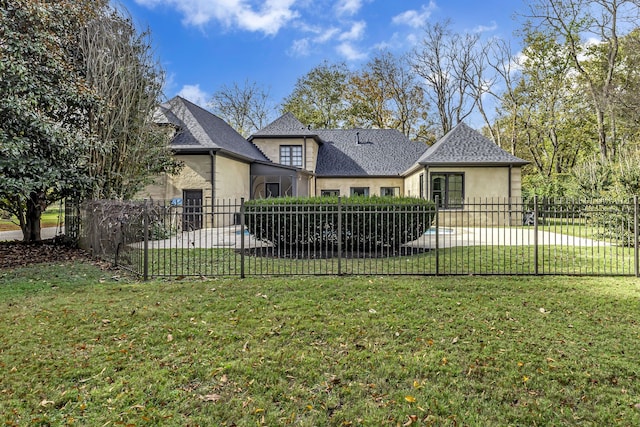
[
  {"x1": 380, "y1": 187, "x2": 400, "y2": 197},
  {"x1": 280, "y1": 145, "x2": 303, "y2": 167},
  {"x1": 321, "y1": 189, "x2": 340, "y2": 197},
  {"x1": 419, "y1": 173, "x2": 424, "y2": 198},
  {"x1": 350, "y1": 187, "x2": 369, "y2": 196},
  {"x1": 431, "y1": 173, "x2": 464, "y2": 208}
]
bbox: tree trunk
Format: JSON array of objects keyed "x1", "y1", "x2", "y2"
[{"x1": 22, "y1": 193, "x2": 45, "y2": 242}]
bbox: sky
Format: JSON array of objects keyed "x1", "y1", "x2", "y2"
[{"x1": 118, "y1": 0, "x2": 528, "y2": 123}]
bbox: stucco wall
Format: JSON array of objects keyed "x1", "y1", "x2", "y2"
[
  {"x1": 404, "y1": 168, "x2": 426, "y2": 198},
  {"x1": 427, "y1": 166, "x2": 523, "y2": 226},
  {"x1": 251, "y1": 137, "x2": 319, "y2": 173},
  {"x1": 137, "y1": 154, "x2": 211, "y2": 202},
  {"x1": 215, "y1": 155, "x2": 251, "y2": 200},
  {"x1": 315, "y1": 177, "x2": 404, "y2": 197}
]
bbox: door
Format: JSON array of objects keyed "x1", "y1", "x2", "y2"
[
  {"x1": 183, "y1": 189, "x2": 202, "y2": 231},
  {"x1": 266, "y1": 182, "x2": 280, "y2": 198}
]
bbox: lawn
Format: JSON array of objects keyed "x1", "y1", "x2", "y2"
[
  {"x1": 1, "y1": 262, "x2": 639, "y2": 426},
  {"x1": 0, "y1": 205, "x2": 64, "y2": 232},
  {"x1": 131, "y1": 244, "x2": 635, "y2": 277}
]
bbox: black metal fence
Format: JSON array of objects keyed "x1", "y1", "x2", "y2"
[{"x1": 74, "y1": 197, "x2": 640, "y2": 278}]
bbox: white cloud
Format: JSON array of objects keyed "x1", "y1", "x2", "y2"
[
  {"x1": 392, "y1": 1, "x2": 436, "y2": 28},
  {"x1": 288, "y1": 38, "x2": 311, "y2": 57},
  {"x1": 134, "y1": 0, "x2": 299, "y2": 35},
  {"x1": 473, "y1": 21, "x2": 498, "y2": 33},
  {"x1": 177, "y1": 84, "x2": 209, "y2": 106},
  {"x1": 339, "y1": 20, "x2": 366, "y2": 41},
  {"x1": 335, "y1": 0, "x2": 363, "y2": 17},
  {"x1": 315, "y1": 27, "x2": 341, "y2": 43},
  {"x1": 336, "y1": 42, "x2": 367, "y2": 61}
]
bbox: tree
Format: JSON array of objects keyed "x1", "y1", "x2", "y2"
[
  {"x1": 0, "y1": 0, "x2": 102, "y2": 241},
  {"x1": 411, "y1": 20, "x2": 481, "y2": 136},
  {"x1": 346, "y1": 51, "x2": 433, "y2": 143},
  {"x1": 525, "y1": 0, "x2": 640, "y2": 159},
  {"x1": 281, "y1": 61, "x2": 349, "y2": 129},
  {"x1": 514, "y1": 32, "x2": 590, "y2": 176},
  {"x1": 210, "y1": 79, "x2": 276, "y2": 137},
  {"x1": 80, "y1": 6, "x2": 181, "y2": 200}
]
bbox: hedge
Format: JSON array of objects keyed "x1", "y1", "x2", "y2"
[{"x1": 243, "y1": 196, "x2": 436, "y2": 251}]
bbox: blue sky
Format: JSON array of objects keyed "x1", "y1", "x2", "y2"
[{"x1": 119, "y1": 0, "x2": 527, "y2": 115}]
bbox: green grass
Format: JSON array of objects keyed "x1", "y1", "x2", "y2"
[
  {"x1": 0, "y1": 206, "x2": 64, "y2": 232},
  {"x1": 1, "y1": 262, "x2": 640, "y2": 425},
  {"x1": 118, "y1": 244, "x2": 636, "y2": 277}
]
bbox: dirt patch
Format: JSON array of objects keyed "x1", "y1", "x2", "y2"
[{"x1": 0, "y1": 238, "x2": 96, "y2": 270}]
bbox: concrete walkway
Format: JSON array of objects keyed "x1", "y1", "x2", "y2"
[
  {"x1": 0, "y1": 227, "x2": 64, "y2": 242},
  {"x1": 404, "y1": 227, "x2": 610, "y2": 249},
  {"x1": 132, "y1": 226, "x2": 611, "y2": 250},
  {"x1": 133, "y1": 225, "x2": 272, "y2": 249}
]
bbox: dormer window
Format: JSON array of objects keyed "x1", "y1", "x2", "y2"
[{"x1": 280, "y1": 145, "x2": 303, "y2": 167}]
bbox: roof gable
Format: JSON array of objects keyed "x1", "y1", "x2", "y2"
[
  {"x1": 249, "y1": 112, "x2": 318, "y2": 139},
  {"x1": 418, "y1": 122, "x2": 528, "y2": 166},
  {"x1": 156, "y1": 96, "x2": 268, "y2": 161}
]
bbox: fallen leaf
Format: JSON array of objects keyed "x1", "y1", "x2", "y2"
[
  {"x1": 167, "y1": 334, "x2": 173, "y2": 342},
  {"x1": 40, "y1": 399, "x2": 54, "y2": 407},
  {"x1": 451, "y1": 336, "x2": 459, "y2": 344},
  {"x1": 405, "y1": 395, "x2": 416, "y2": 403},
  {"x1": 200, "y1": 394, "x2": 222, "y2": 402}
]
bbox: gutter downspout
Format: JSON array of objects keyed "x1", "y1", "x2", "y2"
[
  {"x1": 508, "y1": 164, "x2": 513, "y2": 225},
  {"x1": 210, "y1": 150, "x2": 216, "y2": 202},
  {"x1": 508, "y1": 164, "x2": 512, "y2": 200},
  {"x1": 424, "y1": 166, "x2": 429, "y2": 200}
]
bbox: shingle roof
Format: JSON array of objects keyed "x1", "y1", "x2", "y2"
[
  {"x1": 249, "y1": 112, "x2": 319, "y2": 139},
  {"x1": 155, "y1": 96, "x2": 269, "y2": 161},
  {"x1": 315, "y1": 129, "x2": 429, "y2": 176},
  {"x1": 418, "y1": 122, "x2": 528, "y2": 166}
]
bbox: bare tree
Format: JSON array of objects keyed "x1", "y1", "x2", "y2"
[
  {"x1": 483, "y1": 39, "x2": 524, "y2": 153},
  {"x1": 411, "y1": 20, "x2": 480, "y2": 136},
  {"x1": 210, "y1": 79, "x2": 276, "y2": 137},
  {"x1": 80, "y1": 6, "x2": 180, "y2": 200}
]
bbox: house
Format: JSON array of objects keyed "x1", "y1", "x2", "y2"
[
  {"x1": 248, "y1": 112, "x2": 428, "y2": 198},
  {"x1": 141, "y1": 96, "x2": 528, "y2": 227},
  {"x1": 140, "y1": 96, "x2": 310, "y2": 228}
]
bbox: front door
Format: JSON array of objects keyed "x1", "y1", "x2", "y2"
[{"x1": 183, "y1": 189, "x2": 202, "y2": 231}]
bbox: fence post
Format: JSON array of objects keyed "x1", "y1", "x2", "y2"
[
  {"x1": 338, "y1": 196, "x2": 343, "y2": 275},
  {"x1": 634, "y1": 196, "x2": 639, "y2": 278},
  {"x1": 533, "y1": 196, "x2": 539, "y2": 276},
  {"x1": 240, "y1": 198, "x2": 245, "y2": 279},
  {"x1": 143, "y1": 201, "x2": 149, "y2": 281},
  {"x1": 435, "y1": 196, "x2": 439, "y2": 276}
]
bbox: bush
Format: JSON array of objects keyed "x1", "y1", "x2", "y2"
[{"x1": 244, "y1": 196, "x2": 435, "y2": 252}]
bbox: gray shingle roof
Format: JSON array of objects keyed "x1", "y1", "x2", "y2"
[
  {"x1": 418, "y1": 122, "x2": 528, "y2": 166},
  {"x1": 249, "y1": 112, "x2": 318, "y2": 139},
  {"x1": 156, "y1": 96, "x2": 269, "y2": 161},
  {"x1": 315, "y1": 129, "x2": 429, "y2": 176}
]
